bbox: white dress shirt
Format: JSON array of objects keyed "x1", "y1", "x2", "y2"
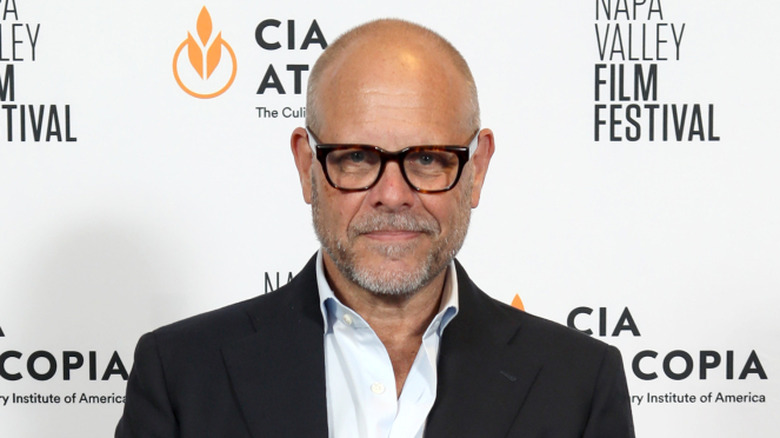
[{"x1": 316, "y1": 251, "x2": 459, "y2": 438}]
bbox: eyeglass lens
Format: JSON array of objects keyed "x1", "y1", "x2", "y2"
[{"x1": 325, "y1": 147, "x2": 461, "y2": 191}]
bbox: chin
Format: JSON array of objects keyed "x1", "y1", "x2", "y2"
[{"x1": 351, "y1": 265, "x2": 429, "y2": 297}]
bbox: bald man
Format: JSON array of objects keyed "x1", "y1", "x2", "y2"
[{"x1": 116, "y1": 19, "x2": 635, "y2": 438}]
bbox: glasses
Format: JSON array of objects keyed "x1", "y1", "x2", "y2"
[{"x1": 306, "y1": 127, "x2": 479, "y2": 193}]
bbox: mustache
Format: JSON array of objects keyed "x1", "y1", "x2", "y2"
[{"x1": 348, "y1": 213, "x2": 440, "y2": 237}]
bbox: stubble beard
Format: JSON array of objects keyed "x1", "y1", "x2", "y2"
[{"x1": 311, "y1": 178, "x2": 472, "y2": 297}]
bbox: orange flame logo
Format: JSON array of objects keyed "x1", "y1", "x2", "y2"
[
  {"x1": 173, "y1": 7, "x2": 237, "y2": 98},
  {"x1": 511, "y1": 294, "x2": 525, "y2": 311}
]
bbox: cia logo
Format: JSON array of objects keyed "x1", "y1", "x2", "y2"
[{"x1": 173, "y1": 7, "x2": 237, "y2": 98}]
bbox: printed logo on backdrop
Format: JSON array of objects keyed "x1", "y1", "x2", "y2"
[
  {"x1": 511, "y1": 294, "x2": 525, "y2": 311},
  {"x1": 593, "y1": 0, "x2": 719, "y2": 142},
  {"x1": 0, "y1": 324, "x2": 129, "y2": 407},
  {"x1": 171, "y1": 6, "x2": 329, "y2": 121},
  {"x1": 265, "y1": 271, "x2": 294, "y2": 293},
  {"x1": 173, "y1": 7, "x2": 237, "y2": 99},
  {"x1": 564, "y1": 305, "x2": 769, "y2": 407},
  {"x1": 0, "y1": 0, "x2": 76, "y2": 142},
  {"x1": 254, "y1": 17, "x2": 327, "y2": 120}
]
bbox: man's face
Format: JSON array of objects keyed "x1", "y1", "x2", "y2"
[
  {"x1": 311, "y1": 164, "x2": 472, "y2": 296},
  {"x1": 302, "y1": 40, "x2": 486, "y2": 296}
]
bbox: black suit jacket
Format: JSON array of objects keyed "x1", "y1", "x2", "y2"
[{"x1": 116, "y1": 256, "x2": 635, "y2": 437}]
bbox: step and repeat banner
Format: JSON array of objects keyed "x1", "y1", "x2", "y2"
[{"x1": 1, "y1": 0, "x2": 777, "y2": 436}]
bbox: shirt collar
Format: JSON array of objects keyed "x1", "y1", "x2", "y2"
[{"x1": 316, "y1": 250, "x2": 459, "y2": 336}]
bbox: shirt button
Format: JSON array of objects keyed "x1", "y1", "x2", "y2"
[
  {"x1": 342, "y1": 314, "x2": 354, "y2": 325},
  {"x1": 370, "y1": 382, "x2": 385, "y2": 394}
]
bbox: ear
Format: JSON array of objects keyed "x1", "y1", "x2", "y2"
[
  {"x1": 469, "y1": 128, "x2": 495, "y2": 208},
  {"x1": 290, "y1": 127, "x2": 314, "y2": 204}
]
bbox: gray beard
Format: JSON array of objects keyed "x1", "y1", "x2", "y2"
[{"x1": 311, "y1": 180, "x2": 470, "y2": 297}]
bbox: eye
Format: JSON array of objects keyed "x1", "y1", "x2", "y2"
[
  {"x1": 408, "y1": 151, "x2": 440, "y2": 166},
  {"x1": 407, "y1": 150, "x2": 457, "y2": 169},
  {"x1": 326, "y1": 147, "x2": 379, "y2": 170},
  {"x1": 416, "y1": 153, "x2": 435, "y2": 165},
  {"x1": 348, "y1": 151, "x2": 366, "y2": 163}
]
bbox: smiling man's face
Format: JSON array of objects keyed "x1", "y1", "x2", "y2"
[{"x1": 305, "y1": 32, "x2": 481, "y2": 297}]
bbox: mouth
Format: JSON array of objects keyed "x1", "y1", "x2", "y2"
[
  {"x1": 348, "y1": 213, "x2": 440, "y2": 241},
  {"x1": 362, "y1": 230, "x2": 424, "y2": 241}
]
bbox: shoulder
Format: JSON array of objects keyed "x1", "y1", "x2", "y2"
[
  {"x1": 453, "y1": 261, "x2": 616, "y2": 363},
  {"x1": 145, "y1": 254, "x2": 320, "y2": 356},
  {"x1": 150, "y1": 295, "x2": 263, "y2": 348},
  {"x1": 511, "y1": 303, "x2": 616, "y2": 361},
  {"x1": 489, "y1": 290, "x2": 611, "y2": 355},
  {"x1": 138, "y1": 265, "x2": 321, "y2": 370}
]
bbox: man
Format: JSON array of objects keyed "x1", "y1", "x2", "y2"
[{"x1": 116, "y1": 19, "x2": 635, "y2": 437}]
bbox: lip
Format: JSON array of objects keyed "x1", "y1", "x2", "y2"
[{"x1": 362, "y1": 230, "x2": 422, "y2": 241}]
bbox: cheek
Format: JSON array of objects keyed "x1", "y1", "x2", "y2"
[
  {"x1": 322, "y1": 189, "x2": 366, "y2": 232},
  {"x1": 434, "y1": 183, "x2": 473, "y2": 229},
  {"x1": 421, "y1": 195, "x2": 464, "y2": 231}
]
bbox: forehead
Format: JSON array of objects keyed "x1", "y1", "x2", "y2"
[{"x1": 316, "y1": 37, "x2": 471, "y2": 144}]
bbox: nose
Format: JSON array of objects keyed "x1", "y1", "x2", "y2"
[{"x1": 364, "y1": 161, "x2": 417, "y2": 211}]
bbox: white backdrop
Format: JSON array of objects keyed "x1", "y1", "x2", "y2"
[{"x1": 1, "y1": 0, "x2": 778, "y2": 436}]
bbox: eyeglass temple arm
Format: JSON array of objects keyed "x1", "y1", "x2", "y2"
[
  {"x1": 467, "y1": 130, "x2": 480, "y2": 158},
  {"x1": 305, "y1": 127, "x2": 318, "y2": 152}
]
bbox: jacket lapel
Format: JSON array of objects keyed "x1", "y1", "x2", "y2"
[
  {"x1": 221, "y1": 256, "x2": 329, "y2": 438},
  {"x1": 425, "y1": 262, "x2": 543, "y2": 437}
]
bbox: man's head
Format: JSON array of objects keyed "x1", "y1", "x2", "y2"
[
  {"x1": 291, "y1": 19, "x2": 495, "y2": 298},
  {"x1": 305, "y1": 19, "x2": 481, "y2": 135}
]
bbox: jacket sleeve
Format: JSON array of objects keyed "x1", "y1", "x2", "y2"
[
  {"x1": 583, "y1": 345, "x2": 636, "y2": 438},
  {"x1": 115, "y1": 332, "x2": 179, "y2": 438}
]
